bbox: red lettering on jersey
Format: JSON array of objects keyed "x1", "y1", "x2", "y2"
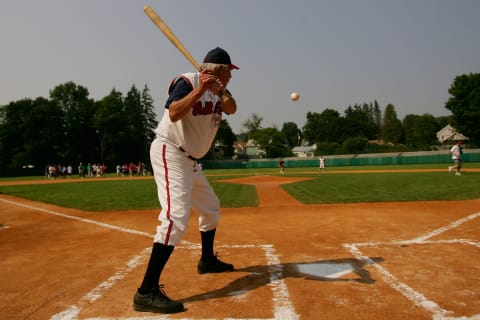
[
  {"x1": 203, "y1": 101, "x2": 214, "y2": 115},
  {"x1": 214, "y1": 102, "x2": 222, "y2": 115},
  {"x1": 192, "y1": 101, "x2": 202, "y2": 116},
  {"x1": 191, "y1": 101, "x2": 217, "y2": 116}
]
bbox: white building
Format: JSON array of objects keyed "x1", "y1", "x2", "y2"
[
  {"x1": 436, "y1": 124, "x2": 469, "y2": 143},
  {"x1": 292, "y1": 144, "x2": 316, "y2": 157}
]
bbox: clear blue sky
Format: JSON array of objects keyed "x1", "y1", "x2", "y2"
[{"x1": 1, "y1": 0, "x2": 479, "y2": 133}]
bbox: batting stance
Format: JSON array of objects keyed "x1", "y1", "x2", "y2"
[{"x1": 133, "y1": 47, "x2": 239, "y2": 314}]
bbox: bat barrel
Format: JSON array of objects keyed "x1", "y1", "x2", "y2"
[{"x1": 144, "y1": 5, "x2": 201, "y2": 71}]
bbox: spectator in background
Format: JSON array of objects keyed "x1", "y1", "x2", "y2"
[
  {"x1": 129, "y1": 162, "x2": 136, "y2": 177},
  {"x1": 78, "y1": 163, "x2": 85, "y2": 178}
]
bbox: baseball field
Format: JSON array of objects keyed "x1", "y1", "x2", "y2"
[{"x1": 1, "y1": 165, "x2": 479, "y2": 320}]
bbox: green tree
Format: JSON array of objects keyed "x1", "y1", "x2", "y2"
[
  {"x1": 0, "y1": 99, "x2": 34, "y2": 170},
  {"x1": 343, "y1": 103, "x2": 379, "y2": 140},
  {"x1": 0, "y1": 98, "x2": 65, "y2": 170},
  {"x1": 381, "y1": 104, "x2": 402, "y2": 143},
  {"x1": 303, "y1": 109, "x2": 343, "y2": 144},
  {"x1": 124, "y1": 85, "x2": 148, "y2": 163},
  {"x1": 241, "y1": 113, "x2": 263, "y2": 137},
  {"x1": 403, "y1": 114, "x2": 440, "y2": 149},
  {"x1": 94, "y1": 88, "x2": 127, "y2": 164},
  {"x1": 445, "y1": 73, "x2": 480, "y2": 146},
  {"x1": 0, "y1": 82, "x2": 159, "y2": 174},
  {"x1": 24, "y1": 98, "x2": 65, "y2": 165},
  {"x1": 281, "y1": 122, "x2": 301, "y2": 147},
  {"x1": 340, "y1": 136, "x2": 368, "y2": 154},
  {"x1": 251, "y1": 127, "x2": 292, "y2": 158},
  {"x1": 49, "y1": 82, "x2": 96, "y2": 163},
  {"x1": 214, "y1": 119, "x2": 237, "y2": 159},
  {"x1": 373, "y1": 100, "x2": 382, "y2": 130},
  {"x1": 140, "y1": 85, "x2": 158, "y2": 160},
  {"x1": 436, "y1": 115, "x2": 453, "y2": 129}
]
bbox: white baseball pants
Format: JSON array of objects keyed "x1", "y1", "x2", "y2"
[{"x1": 150, "y1": 138, "x2": 220, "y2": 246}]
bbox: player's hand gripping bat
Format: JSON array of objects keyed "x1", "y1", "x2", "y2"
[{"x1": 143, "y1": 5, "x2": 237, "y2": 114}]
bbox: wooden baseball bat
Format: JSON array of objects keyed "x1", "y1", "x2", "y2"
[
  {"x1": 143, "y1": 5, "x2": 237, "y2": 114},
  {"x1": 143, "y1": 5, "x2": 201, "y2": 71}
]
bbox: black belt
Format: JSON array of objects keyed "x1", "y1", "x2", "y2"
[{"x1": 179, "y1": 147, "x2": 199, "y2": 161}]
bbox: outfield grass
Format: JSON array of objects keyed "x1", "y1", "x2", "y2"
[
  {"x1": 0, "y1": 164, "x2": 478, "y2": 211},
  {"x1": 282, "y1": 171, "x2": 480, "y2": 204}
]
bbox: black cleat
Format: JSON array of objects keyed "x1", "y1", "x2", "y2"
[
  {"x1": 197, "y1": 255, "x2": 234, "y2": 274},
  {"x1": 133, "y1": 284, "x2": 184, "y2": 314}
]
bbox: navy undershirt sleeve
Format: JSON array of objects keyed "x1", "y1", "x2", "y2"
[{"x1": 165, "y1": 78, "x2": 193, "y2": 109}]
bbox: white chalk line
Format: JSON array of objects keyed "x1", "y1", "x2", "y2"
[
  {"x1": 411, "y1": 211, "x2": 480, "y2": 243},
  {"x1": 83, "y1": 315, "x2": 270, "y2": 320},
  {"x1": 50, "y1": 244, "x2": 298, "y2": 320},
  {"x1": 50, "y1": 248, "x2": 151, "y2": 320},
  {"x1": 262, "y1": 245, "x2": 300, "y2": 320},
  {"x1": 0, "y1": 197, "x2": 152, "y2": 237},
  {"x1": 344, "y1": 211, "x2": 480, "y2": 320},
  {"x1": 0, "y1": 197, "x2": 297, "y2": 320}
]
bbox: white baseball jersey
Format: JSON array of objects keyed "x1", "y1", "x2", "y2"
[
  {"x1": 150, "y1": 72, "x2": 224, "y2": 246},
  {"x1": 450, "y1": 144, "x2": 461, "y2": 160},
  {"x1": 155, "y1": 72, "x2": 222, "y2": 159}
]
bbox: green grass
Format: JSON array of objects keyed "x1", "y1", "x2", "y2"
[
  {"x1": 0, "y1": 166, "x2": 478, "y2": 211},
  {"x1": 202, "y1": 162, "x2": 480, "y2": 175},
  {"x1": 0, "y1": 180, "x2": 159, "y2": 211},
  {"x1": 0, "y1": 179, "x2": 257, "y2": 211},
  {"x1": 283, "y1": 171, "x2": 480, "y2": 203},
  {"x1": 212, "y1": 182, "x2": 258, "y2": 207}
]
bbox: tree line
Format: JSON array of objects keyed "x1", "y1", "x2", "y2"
[
  {"x1": 0, "y1": 73, "x2": 478, "y2": 175},
  {"x1": 0, "y1": 82, "x2": 158, "y2": 176},
  {"x1": 238, "y1": 73, "x2": 479, "y2": 158}
]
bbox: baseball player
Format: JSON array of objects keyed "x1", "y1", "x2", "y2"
[
  {"x1": 319, "y1": 156, "x2": 325, "y2": 171},
  {"x1": 448, "y1": 140, "x2": 463, "y2": 175},
  {"x1": 133, "y1": 47, "x2": 239, "y2": 314}
]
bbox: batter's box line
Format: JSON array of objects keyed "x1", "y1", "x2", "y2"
[
  {"x1": 343, "y1": 211, "x2": 480, "y2": 320},
  {"x1": 50, "y1": 244, "x2": 299, "y2": 320}
]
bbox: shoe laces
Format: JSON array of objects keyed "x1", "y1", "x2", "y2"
[{"x1": 153, "y1": 284, "x2": 170, "y2": 300}]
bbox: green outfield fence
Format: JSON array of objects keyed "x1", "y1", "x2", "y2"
[
  {"x1": 201, "y1": 149, "x2": 480, "y2": 169},
  {"x1": 5, "y1": 149, "x2": 480, "y2": 176}
]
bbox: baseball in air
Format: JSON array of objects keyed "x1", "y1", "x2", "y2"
[{"x1": 290, "y1": 92, "x2": 300, "y2": 101}]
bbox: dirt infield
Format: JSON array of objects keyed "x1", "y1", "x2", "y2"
[{"x1": 0, "y1": 174, "x2": 479, "y2": 320}]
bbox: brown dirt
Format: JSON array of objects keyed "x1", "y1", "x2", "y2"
[{"x1": 0, "y1": 172, "x2": 479, "y2": 320}]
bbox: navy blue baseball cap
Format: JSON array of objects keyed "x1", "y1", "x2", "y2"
[{"x1": 203, "y1": 47, "x2": 239, "y2": 70}]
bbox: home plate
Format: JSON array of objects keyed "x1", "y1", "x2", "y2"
[{"x1": 297, "y1": 262, "x2": 355, "y2": 278}]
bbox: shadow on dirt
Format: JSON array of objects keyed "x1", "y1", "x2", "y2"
[{"x1": 181, "y1": 257, "x2": 383, "y2": 303}]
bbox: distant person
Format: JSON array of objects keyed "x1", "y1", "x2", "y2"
[
  {"x1": 279, "y1": 159, "x2": 285, "y2": 174},
  {"x1": 128, "y1": 162, "x2": 135, "y2": 177},
  {"x1": 78, "y1": 163, "x2": 85, "y2": 178},
  {"x1": 319, "y1": 156, "x2": 325, "y2": 171},
  {"x1": 448, "y1": 140, "x2": 463, "y2": 176}
]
